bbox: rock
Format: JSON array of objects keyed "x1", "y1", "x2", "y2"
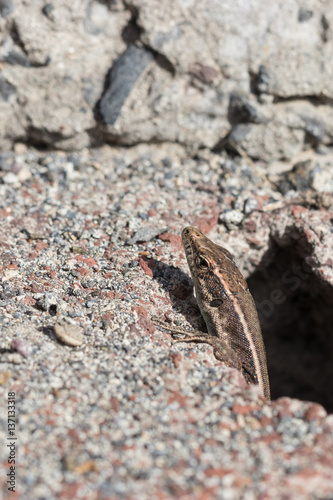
[
  {"x1": 1, "y1": 0, "x2": 333, "y2": 160},
  {"x1": 244, "y1": 197, "x2": 259, "y2": 215},
  {"x1": 99, "y1": 44, "x2": 154, "y2": 125},
  {"x1": 36, "y1": 293, "x2": 61, "y2": 315},
  {"x1": 3, "y1": 172, "x2": 18, "y2": 184},
  {"x1": 0, "y1": 0, "x2": 14, "y2": 18},
  {"x1": 129, "y1": 226, "x2": 169, "y2": 244},
  {"x1": 53, "y1": 317, "x2": 84, "y2": 347},
  {"x1": 11, "y1": 338, "x2": 32, "y2": 358},
  {"x1": 219, "y1": 209, "x2": 244, "y2": 229},
  {"x1": 0, "y1": 0, "x2": 130, "y2": 150}
]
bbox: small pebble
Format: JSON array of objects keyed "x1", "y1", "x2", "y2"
[
  {"x1": 11, "y1": 338, "x2": 33, "y2": 358},
  {"x1": 219, "y1": 209, "x2": 244, "y2": 228},
  {"x1": 53, "y1": 317, "x2": 84, "y2": 347},
  {"x1": 129, "y1": 226, "x2": 169, "y2": 244},
  {"x1": 244, "y1": 197, "x2": 259, "y2": 214}
]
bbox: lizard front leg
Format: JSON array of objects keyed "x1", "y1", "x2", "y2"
[{"x1": 152, "y1": 317, "x2": 242, "y2": 371}]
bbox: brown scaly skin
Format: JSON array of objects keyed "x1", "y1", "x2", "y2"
[{"x1": 153, "y1": 226, "x2": 270, "y2": 400}]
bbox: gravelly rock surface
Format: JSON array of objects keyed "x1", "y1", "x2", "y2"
[
  {"x1": 0, "y1": 144, "x2": 333, "y2": 499},
  {"x1": 1, "y1": 0, "x2": 333, "y2": 161}
]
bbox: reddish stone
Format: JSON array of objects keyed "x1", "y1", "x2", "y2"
[
  {"x1": 218, "y1": 421, "x2": 236, "y2": 431},
  {"x1": 29, "y1": 252, "x2": 38, "y2": 259},
  {"x1": 193, "y1": 201, "x2": 219, "y2": 233},
  {"x1": 101, "y1": 312, "x2": 114, "y2": 322},
  {"x1": 205, "y1": 467, "x2": 232, "y2": 478},
  {"x1": 163, "y1": 310, "x2": 174, "y2": 321},
  {"x1": 304, "y1": 227, "x2": 316, "y2": 243},
  {"x1": 170, "y1": 352, "x2": 182, "y2": 368},
  {"x1": 7, "y1": 263, "x2": 19, "y2": 270},
  {"x1": 134, "y1": 305, "x2": 148, "y2": 319},
  {"x1": 154, "y1": 490, "x2": 168, "y2": 500},
  {"x1": 0, "y1": 208, "x2": 11, "y2": 218},
  {"x1": 75, "y1": 267, "x2": 88, "y2": 276},
  {"x1": 243, "y1": 218, "x2": 257, "y2": 233},
  {"x1": 291, "y1": 205, "x2": 307, "y2": 217},
  {"x1": 110, "y1": 397, "x2": 118, "y2": 412},
  {"x1": 304, "y1": 403, "x2": 326, "y2": 421},
  {"x1": 75, "y1": 254, "x2": 84, "y2": 262},
  {"x1": 58, "y1": 482, "x2": 82, "y2": 500},
  {"x1": 232, "y1": 404, "x2": 260, "y2": 415},
  {"x1": 260, "y1": 416, "x2": 274, "y2": 427},
  {"x1": 133, "y1": 305, "x2": 155, "y2": 334},
  {"x1": 259, "y1": 432, "x2": 280, "y2": 444},
  {"x1": 167, "y1": 390, "x2": 188, "y2": 407},
  {"x1": 154, "y1": 245, "x2": 163, "y2": 256},
  {"x1": 103, "y1": 246, "x2": 114, "y2": 259},
  {"x1": 176, "y1": 252, "x2": 185, "y2": 263},
  {"x1": 196, "y1": 488, "x2": 219, "y2": 500},
  {"x1": 83, "y1": 257, "x2": 97, "y2": 267},
  {"x1": 31, "y1": 282, "x2": 45, "y2": 293},
  {"x1": 103, "y1": 272, "x2": 113, "y2": 279},
  {"x1": 232, "y1": 475, "x2": 252, "y2": 488},
  {"x1": 139, "y1": 258, "x2": 154, "y2": 278},
  {"x1": 35, "y1": 240, "x2": 48, "y2": 251},
  {"x1": 103, "y1": 291, "x2": 121, "y2": 299},
  {"x1": 293, "y1": 467, "x2": 320, "y2": 479},
  {"x1": 22, "y1": 296, "x2": 37, "y2": 306},
  {"x1": 276, "y1": 397, "x2": 294, "y2": 418},
  {"x1": 158, "y1": 232, "x2": 183, "y2": 251}
]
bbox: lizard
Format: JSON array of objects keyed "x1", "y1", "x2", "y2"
[{"x1": 153, "y1": 226, "x2": 271, "y2": 401}]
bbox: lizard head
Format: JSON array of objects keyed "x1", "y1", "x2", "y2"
[{"x1": 182, "y1": 226, "x2": 247, "y2": 307}]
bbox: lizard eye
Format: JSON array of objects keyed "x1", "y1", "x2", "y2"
[
  {"x1": 198, "y1": 256, "x2": 209, "y2": 269},
  {"x1": 209, "y1": 299, "x2": 223, "y2": 308}
]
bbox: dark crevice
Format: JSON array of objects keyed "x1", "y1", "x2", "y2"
[
  {"x1": 320, "y1": 14, "x2": 330, "y2": 44},
  {"x1": 122, "y1": 1, "x2": 175, "y2": 74},
  {"x1": 272, "y1": 94, "x2": 333, "y2": 107},
  {"x1": 121, "y1": 4, "x2": 143, "y2": 44},
  {"x1": 248, "y1": 238, "x2": 333, "y2": 412},
  {"x1": 9, "y1": 20, "x2": 28, "y2": 56},
  {"x1": 250, "y1": 65, "x2": 333, "y2": 106},
  {"x1": 24, "y1": 126, "x2": 70, "y2": 151},
  {"x1": 9, "y1": 21, "x2": 50, "y2": 67}
]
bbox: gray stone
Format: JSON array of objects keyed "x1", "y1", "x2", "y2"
[
  {"x1": 244, "y1": 197, "x2": 259, "y2": 215},
  {"x1": 99, "y1": 44, "x2": 154, "y2": 125},
  {"x1": 0, "y1": 0, "x2": 14, "y2": 18},
  {"x1": 0, "y1": 73, "x2": 16, "y2": 101},
  {"x1": 129, "y1": 226, "x2": 169, "y2": 244}
]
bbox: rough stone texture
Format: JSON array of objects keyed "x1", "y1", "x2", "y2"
[
  {"x1": 0, "y1": 0, "x2": 130, "y2": 150},
  {"x1": 0, "y1": 145, "x2": 333, "y2": 498},
  {"x1": 1, "y1": 0, "x2": 333, "y2": 160}
]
